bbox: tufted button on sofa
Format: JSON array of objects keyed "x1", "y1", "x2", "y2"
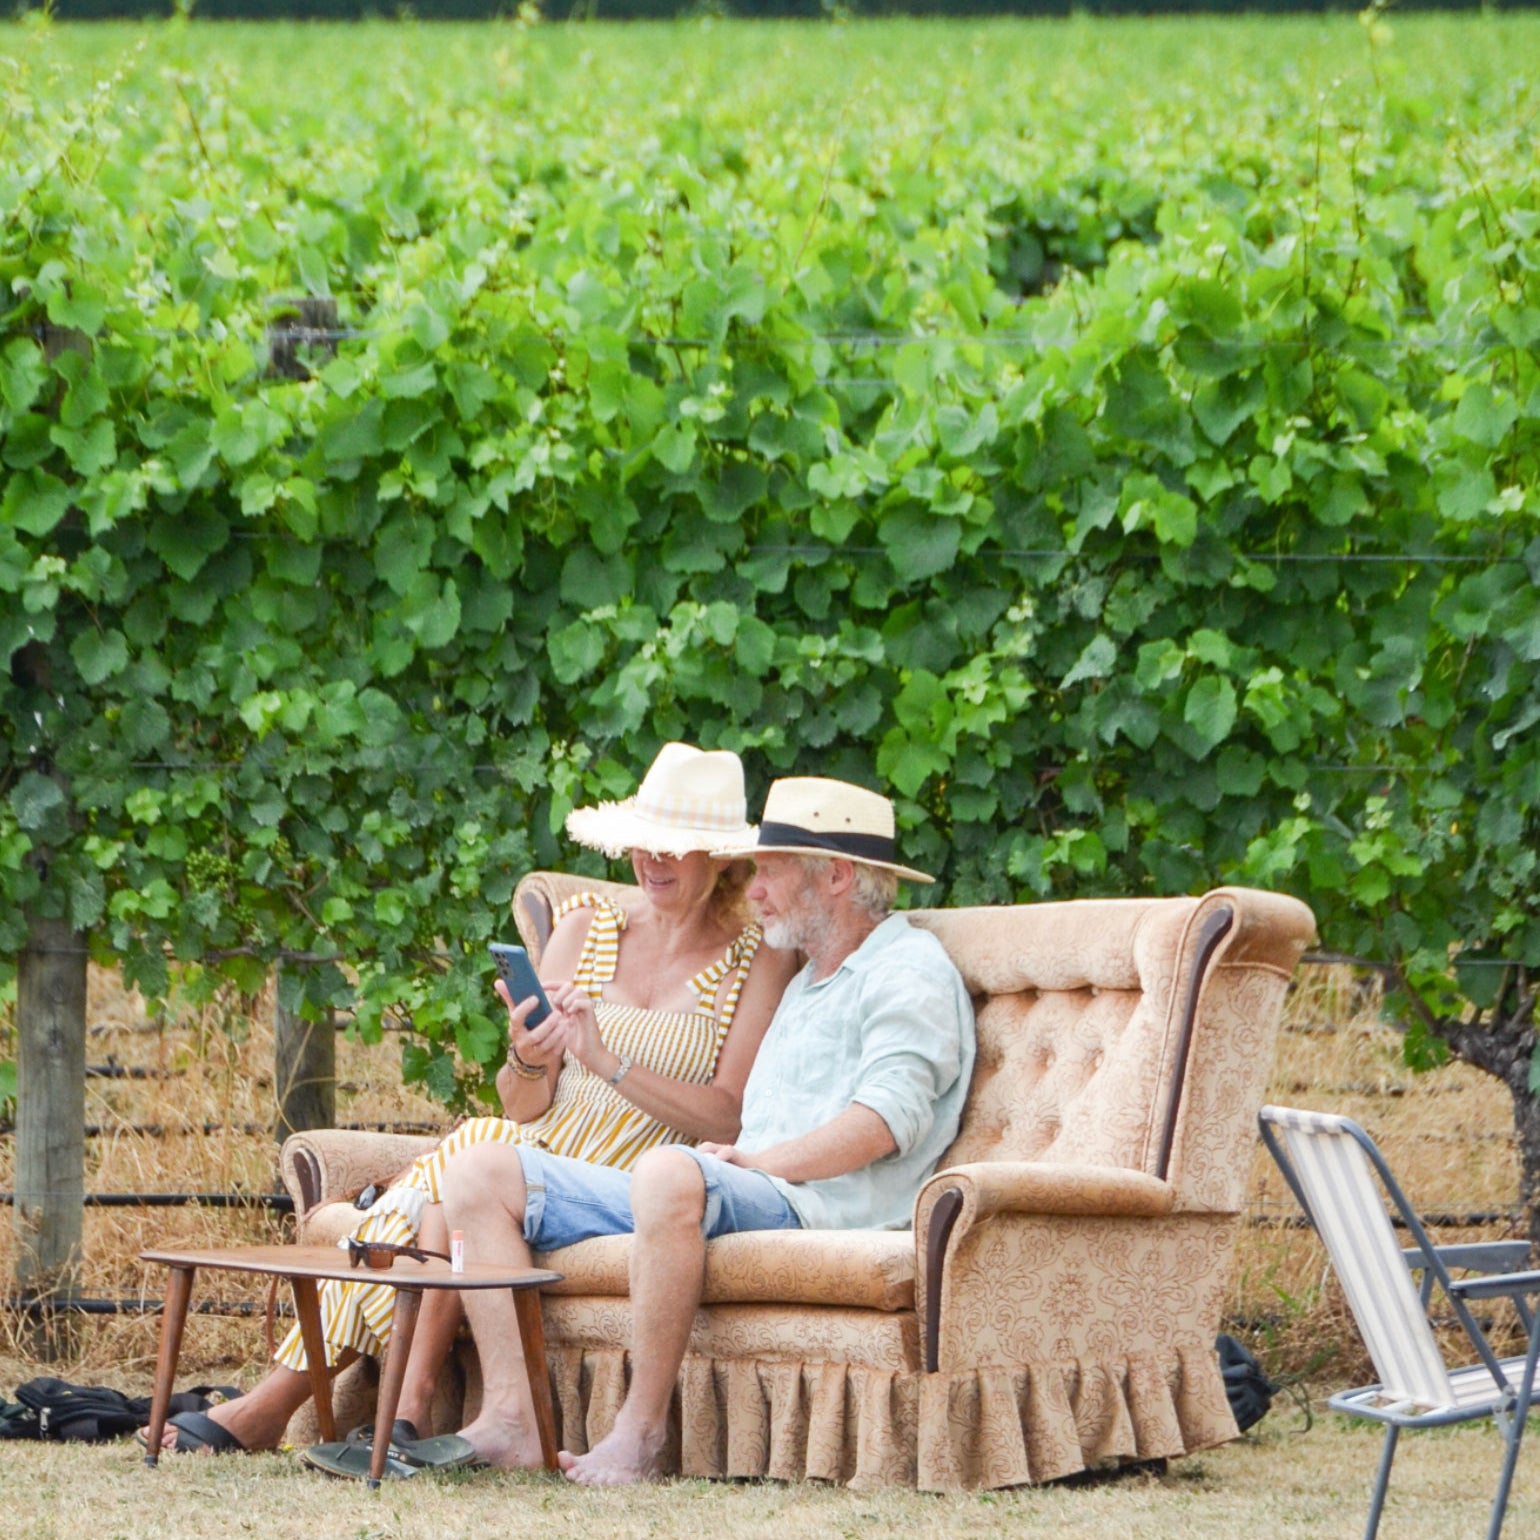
[{"x1": 282, "y1": 872, "x2": 1314, "y2": 1490}]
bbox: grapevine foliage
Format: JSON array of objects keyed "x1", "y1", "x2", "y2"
[{"x1": 1, "y1": 16, "x2": 1539, "y2": 1124}]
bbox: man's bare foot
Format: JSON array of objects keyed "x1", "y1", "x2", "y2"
[
  {"x1": 558, "y1": 1419, "x2": 666, "y2": 1487},
  {"x1": 457, "y1": 1412, "x2": 544, "y2": 1471}
]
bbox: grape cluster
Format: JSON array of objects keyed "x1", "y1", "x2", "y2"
[
  {"x1": 184, "y1": 846, "x2": 258, "y2": 936},
  {"x1": 185, "y1": 847, "x2": 236, "y2": 893}
]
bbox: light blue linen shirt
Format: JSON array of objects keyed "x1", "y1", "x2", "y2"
[{"x1": 737, "y1": 913, "x2": 976, "y2": 1231}]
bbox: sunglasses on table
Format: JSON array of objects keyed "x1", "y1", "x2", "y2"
[{"x1": 346, "y1": 1238, "x2": 452, "y2": 1270}]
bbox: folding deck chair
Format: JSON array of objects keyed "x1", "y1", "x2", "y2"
[{"x1": 1258, "y1": 1105, "x2": 1540, "y2": 1540}]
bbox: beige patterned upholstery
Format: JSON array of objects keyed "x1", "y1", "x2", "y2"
[{"x1": 281, "y1": 877, "x2": 1314, "y2": 1489}]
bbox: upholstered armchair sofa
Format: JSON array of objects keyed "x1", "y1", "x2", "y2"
[{"x1": 281, "y1": 874, "x2": 1314, "y2": 1490}]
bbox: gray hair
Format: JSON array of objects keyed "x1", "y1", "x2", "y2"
[
  {"x1": 850, "y1": 862, "x2": 899, "y2": 920},
  {"x1": 793, "y1": 854, "x2": 898, "y2": 921}
]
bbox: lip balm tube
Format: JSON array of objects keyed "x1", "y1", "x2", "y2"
[{"x1": 451, "y1": 1230, "x2": 465, "y2": 1274}]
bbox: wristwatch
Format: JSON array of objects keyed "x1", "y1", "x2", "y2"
[{"x1": 608, "y1": 1054, "x2": 632, "y2": 1086}]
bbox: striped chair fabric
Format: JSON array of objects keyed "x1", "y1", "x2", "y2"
[
  {"x1": 1259, "y1": 1105, "x2": 1540, "y2": 1540},
  {"x1": 1261, "y1": 1105, "x2": 1453, "y2": 1411}
]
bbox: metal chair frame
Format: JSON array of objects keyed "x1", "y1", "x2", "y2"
[{"x1": 1259, "y1": 1105, "x2": 1540, "y2": 1540}]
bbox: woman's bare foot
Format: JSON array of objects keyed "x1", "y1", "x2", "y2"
[
  {"x1": 143, "y1": 1399, "x2": 266, "y2": 1453},
  {"x1": 457, "y1": 1411, "x2": 544, "y2": 1471},
  {"x1": 558, "y1": 1417, "x2": 666, "y2": 1486},
  {"x1": 143, "y1": 1366, "x2": 309, "y2": 1452}
]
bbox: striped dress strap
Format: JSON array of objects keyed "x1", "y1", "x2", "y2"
[
  {"x1": 687, "y1": 921, "x2": 765, "y2": 1033},
  {"x1": 550, "y1": 892, "x2": 626, "y2": 997}
]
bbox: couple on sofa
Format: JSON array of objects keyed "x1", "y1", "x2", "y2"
[{"x1": 149, "y1": 743, "x2": 976, "y2": 1485}]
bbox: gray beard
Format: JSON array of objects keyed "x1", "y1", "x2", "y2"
[
  {"x1": 762, "y1": 902, "x2": 831, "y2": 955},
  {"x1": 761, "y1": 915, "x2": 801, "y2": 950}
]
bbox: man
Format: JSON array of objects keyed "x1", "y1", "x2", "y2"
[{"x1": 437, "y1": 775, "x2": 975, "y2": 1484}]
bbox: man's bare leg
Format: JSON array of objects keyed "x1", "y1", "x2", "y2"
[
  {"x1": 559, "y1": 1148, "x2": 706, "y2": 1487},
  {"x1": 437, "y1": 1141, "x2": 545, "y2": 1470}
]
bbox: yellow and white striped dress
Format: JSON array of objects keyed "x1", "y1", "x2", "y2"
[{"x1": 273, "y1": 895, "x2": 763, "y2": 1370}]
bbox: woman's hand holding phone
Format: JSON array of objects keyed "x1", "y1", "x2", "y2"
[
  {"x1": 491, "y1": 964, "x2": 618, "y2": 1084},
  {"x1": 494, "y1": 977, "x2": 565, "y2": 1073}
]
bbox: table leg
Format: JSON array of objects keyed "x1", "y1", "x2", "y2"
[
  {"x1": 144, "y1": 1265, "x2": 196, "y2": 1468},
  {"x1": 368, "y1": 1286, "x2": 422, "y2": 1489},
  {"x1": 290, "y1": 1277, "x2": 337, "y2": 1444},
  {"x1": 511, "y1": 1287, "x2": 558, "y2": 1471}
]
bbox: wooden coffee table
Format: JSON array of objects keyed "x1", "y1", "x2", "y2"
[{"x1": 139, "y1": 1244, "x2": 563, "y2": 1486}]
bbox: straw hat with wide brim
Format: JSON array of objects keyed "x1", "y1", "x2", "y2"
[
  {"x1": 713, "y1": 775, "x2": 934, "y2": 884},
  {"x1": 565, "y1": 742, "x2": 758, "y2": 859}
]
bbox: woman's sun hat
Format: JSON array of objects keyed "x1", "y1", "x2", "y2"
[
  {"x1": 565, "y1": 742, "x2": 758, "y2": 859},
  {"x1": 714, "y1": 776, "x2": 934, "y2": 883}
]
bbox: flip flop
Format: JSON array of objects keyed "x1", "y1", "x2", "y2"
[
  {"x1": 147, "y1": 1410, "x2": 248, "y2": 1454},
  {"x1": 301, "y1": 1439, "x2": 420, "y2": 1482},
  {"x1": 344, "y1": 1419, "x2": 480, "y2": 1472},
  {"x1": 344, "y1": 1418, "x2": 420, "y2": 1451},
  {"x1": 391, "y1": 1432, "x2": 480, "y2": 1471}
]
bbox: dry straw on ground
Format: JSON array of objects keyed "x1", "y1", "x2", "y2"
[
  {"x1": 0, "y1": 965, "x2": 442, "y2": 1374},
  {"x1": 0, "y1": 961, "x2": 1535, "y2": 1534},
  {"x1": 1, "y1": 1401, "x2": 1537, "y2": 1540},
  {"x1": 1237, "y1": 965, "x2": 1525, "y2": 1379}
]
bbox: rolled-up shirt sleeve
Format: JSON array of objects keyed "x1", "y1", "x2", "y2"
[{"x1": 848, "y1": 966, "x2": 968, "y2": 1157}]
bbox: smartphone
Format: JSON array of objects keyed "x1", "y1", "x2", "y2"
[{"x1": 488, "y1": 943, "x2": 553, "y2": 1029}]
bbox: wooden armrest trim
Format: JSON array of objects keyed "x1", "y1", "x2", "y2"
[
  {"x1": 919, "y1": 1165, "x2": 1175, "y2": 1374},
  {"x1": 1154, "y1": 902, "x2": 1235, "y2": 1182},
  {"x1": 924, "y1": 1187, "x2": 965, "y2": 1374},
  {"x1": 291, "y1": 1145, "x2": 322, "y2": 1216}
]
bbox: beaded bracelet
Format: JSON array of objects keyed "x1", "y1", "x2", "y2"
[{"x1": 507, "y1": 1044, "x2": 546, "y2": 1081}]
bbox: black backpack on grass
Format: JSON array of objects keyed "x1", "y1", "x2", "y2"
[
  {"x1": 1215, "y1": 1333, "x2": 1278, "y2": 1432},
  {"x1": 1, "y1": 1378, "x2": 240, "y2": 1442}
]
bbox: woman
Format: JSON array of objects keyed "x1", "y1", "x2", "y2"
[{"x1": 149, "y1": 742, "x2": 796, "y2": 1462}]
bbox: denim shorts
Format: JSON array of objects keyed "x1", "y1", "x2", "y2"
[{"x1": 516, "y1": 1144, "x2": 802, "y2": 1251}]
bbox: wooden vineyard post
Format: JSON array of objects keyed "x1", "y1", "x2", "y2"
[
  {"x1": 14, "y1": 913, "x2": 87, "y2": 1357},
  {"x1": 273, "y1": 960, "x2": 336, "y2": 1150},
  {"x1": 265, "y1": 297, "x2": 339, "y2": 381}
]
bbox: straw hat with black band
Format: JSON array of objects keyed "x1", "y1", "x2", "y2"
[
  {"x1": 713, "y1": 776, "x2": 934, "y2": 884},
  {"x1": 565, "y1": 742, "x2": 758, "y2": 858}
]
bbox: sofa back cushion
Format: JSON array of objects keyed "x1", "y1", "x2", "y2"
[
  {"x1": 911, "y1": 888, "x2": 1313, "y2": 1213},
  {"x1": 519, "y1": 875, "x2": 1197, "y2": 1179},
  {"x1": 909, "y1": 899, "x2": 1199, "y2": 1179}
]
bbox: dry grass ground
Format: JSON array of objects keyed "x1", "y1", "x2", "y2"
[
  {"x1": 1, "y1": 962, "x2": 1535, "y2": 1535},
  {"x1": 1, "y1": 1404, "x2": 1538, "y2": 1540}
]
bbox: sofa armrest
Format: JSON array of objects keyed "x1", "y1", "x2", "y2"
[
  {"x1": 280, "y1": 1129, "x2": 440, "y2": 1217},
  {"x1": 914, "y1": 1162, "x2": 1176, "y2": 1374},
  {"x1": 919, "y1": 1161, "x2": 1176, "y2": 1226}
]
